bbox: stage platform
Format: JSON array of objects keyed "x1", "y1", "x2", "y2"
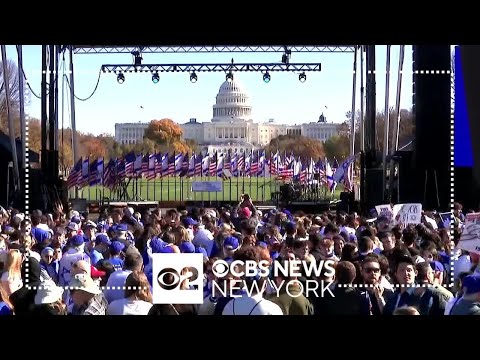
[
  {"x1": 283, "y1": 200, "x2": 341, "y2": 214},
  {"x1": 71, "y1": 198, "x2": 341, "y2": 216}
]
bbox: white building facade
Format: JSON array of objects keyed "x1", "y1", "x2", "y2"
[
  {"x1": 114, "y1": 122, "x2": 148, "y2": 145},
  {"x1": 114, "y1": 77, "x2": 339, "y2": 151}
]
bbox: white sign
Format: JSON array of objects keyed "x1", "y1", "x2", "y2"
[
  {"x1": 392, "y1": 203, "x2": 422, "y2": 225},
  {"x1": 375, "y1": 204, "x2": 393, "y2": 221},
  {"x1": 152, "y1": 253, "x2": 204, "y2": 304},
  {"x1": 191, "y1": 181, "x2": 223, "y2": 192},
  {"x1": 458, "y1": 213, "x2": 480, "y2": 255}
]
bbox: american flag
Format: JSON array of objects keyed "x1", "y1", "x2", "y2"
[
  {"x1": 250, "y1": 151, "x2": 258, "y2": 176},
  {"x1": 103, "y1": 159, "x2": 115, "y2": 189},
  {"x1": 209, "y1": 153, "x2": 217, "y2": 176},
  {"x1": 67, "y1": 158, "x2": 82, "y2": 189},
  {"x1": 166, "y1": 154, "x2": 176, "y2": 176},
  {"x1": 124, "y1": 152, "x2": 136, "y2": 177},
  {"x1": 146, "y1": 154, "x2": 156, "y2": 180},
  {"x1": 224, "y1": 152, "x2": 231, "y2": 171},
  {"x1": 117, "y1": 158, "x2": 126, "y2": 180},
  {"x1": 142, "y1": 153, "x2": 149, "y2": 177},
  {"x1": 194, "y1": 154, "x2": 202, "y2": 176},
  {"x1": 89, "y1": 158, "x2": 98, "y2": 186},
  {"x1": 237, "y1": 153, "x2": 244, "y2": 175},
  {"x1": 280, "y1": 154, "x2": 294, "y2": 178}
]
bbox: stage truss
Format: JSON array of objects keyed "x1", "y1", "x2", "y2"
[{"x1": 72, "y1": 45, "x2": 357, "y2": 54}]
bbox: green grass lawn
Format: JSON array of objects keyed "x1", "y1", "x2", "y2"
[{"x1": 72, "y1": 177, "x2": 343, "y2": 203}]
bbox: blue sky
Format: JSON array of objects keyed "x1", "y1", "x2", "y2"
[{"x1": 6, "y1": 45, "x2": 413, "y2": 136}]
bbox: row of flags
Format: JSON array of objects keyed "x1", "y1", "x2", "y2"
[{"x1": 67, "y1": 150, "x2": 357, "y2": 192}]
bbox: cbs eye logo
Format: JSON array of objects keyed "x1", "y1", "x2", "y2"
[
  {"x1": 152, "y1": 253, "x2": 204, "y2": 304},
  {"x1": 157, "y1": 266, "x2": 199, "y2": 291}
]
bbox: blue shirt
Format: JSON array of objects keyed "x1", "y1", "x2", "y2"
[
  {"x1": 90, "y1": 249, "x2": 104, "y2": 267},
  {"x1": 0, "y1": 302, "x2": 12, "y2": 315},
  {"x1": 110, "y1": 257, "x2": 124, "y2": 271}
]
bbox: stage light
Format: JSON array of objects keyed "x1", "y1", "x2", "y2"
[
  {"x1": 190, "y1": 72, "x2": 198, "y2": 83},
  {"x1": 299, "y1": 72, "x2": 306, "y2": 82},
  {"x1": 263, "y1": 71, "x2": 271, "y2": 83},
  {"x1": 226, "y1": 71, "x2": 234, "y2": 82},
  {"x1": 152, "y1": 72, "x2": 159, "y2": 84},
  {"x1": 117, "y1": 72, "x2": 125, "y2": 84}
]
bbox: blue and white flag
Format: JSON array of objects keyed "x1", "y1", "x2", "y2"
[{"x1": 333, "y1": 154, "x2": 357, "y2": 183}]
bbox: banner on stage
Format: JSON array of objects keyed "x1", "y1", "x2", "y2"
[
  {"x1": 458, "y1": 212, "x2": 480, "y2": 255},
  {"x1": 192, "y1": 181, "x2": 223, "y2": 192}
]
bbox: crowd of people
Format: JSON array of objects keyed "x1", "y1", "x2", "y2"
[{"x1": 0, "y1": 196, "x2": 478, "y2": 315}]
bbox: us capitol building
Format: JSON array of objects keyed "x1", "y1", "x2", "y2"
[{"x1": 115, "y1": 77, "x2": 339, "y2": 154}]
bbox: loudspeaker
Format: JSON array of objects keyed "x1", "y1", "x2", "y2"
[
  {"x1": 337, "y1": 191, "x2": 354, "y2": 214},
  {"x1": 412, "y1": 45, "x2": 451, "y2": 209},
  {"x1": 395, "y1": 151, "x2": 416, "y2": 204},
  {"x1": 457, "y1": 46, "x2": 480, "y2": 210},
  {"x1": 365, "y1": 168, "x2": 383, "y2": 210}
]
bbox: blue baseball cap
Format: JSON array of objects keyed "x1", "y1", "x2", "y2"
[
  {"x1": 71, "y1": 234, "x2": 85, "y2": 246},
  {"x1": 110, "y1": 240, "x2": 125, "y2": 254},
  {"x1": 179, "y1": 241, "x2": 195, "y2": 253},
  {"x1": 223, "y1": 236, "x2": 239, "y2": 250},
  {"x1": 71, "y1": 216, "x2": 82, "y2": 224},
  {"x1": 95, "y1": 234, "x2": 111, "y2": 246},
  {"x1": 116, "y1": 224, "x2": 128, "y2": 232},
  {"x1": 182, "y1": 217, "x2": 198, "y2": 227},
  {"x1": 463, "y1": 274, "x2": 480, "y2": 294}
]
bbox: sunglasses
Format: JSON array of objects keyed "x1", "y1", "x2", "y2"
[{"x1": 364, "y1": 267, "x2": 380, "y2": 274}]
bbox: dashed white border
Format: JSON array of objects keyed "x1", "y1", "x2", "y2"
[
  {"x1": 25, "y1": 116, "x2": 29, "y2": 216},
  {"x1": 450, "y1": 48, "x2": 455, "y2": 288},
  {"x1": 336, "y1": 283, "x2": 437, "y2": 289},
  {"x1": 22, "y1": 54, "x2": 454, "y2": 292}
]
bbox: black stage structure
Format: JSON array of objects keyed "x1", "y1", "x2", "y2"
[{"x1": 29, "y1": 45, "x2": 451, "y2": 214}]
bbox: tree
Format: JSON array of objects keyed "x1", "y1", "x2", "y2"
[
  {"x1": 143, "y1": 118, "x2": 192, "y2": 154},
  {"x1": 264, "y1": 134, "x2": 324, "y2": 160},
  {"x1": 323, "y1": 135, "x2": 350, "y2": 161},
  {"x1": 144, "y1": 118, "x2": 184, "y2": 147},
  {"x1": 0, "y1": 59, "x2": 30, "y2": 135},
  {"x1": 343, "y1": 108, "x2": 415, "y2": 157},
  {"x1": 185, "y1": 139, "x2": 199, "y2": 153}
]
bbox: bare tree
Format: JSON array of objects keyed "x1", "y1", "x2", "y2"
[{"x1": 0, "y1": 58, "x2": 30, "y2": 134}]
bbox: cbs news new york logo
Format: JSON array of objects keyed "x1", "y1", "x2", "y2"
[{"x1": 152, "y1": 253, "x2": 205, "y2": 304}]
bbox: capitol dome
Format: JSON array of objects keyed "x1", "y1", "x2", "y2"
[{"x1": 212, "y1": 77, "x2": 252, "y2": 122}]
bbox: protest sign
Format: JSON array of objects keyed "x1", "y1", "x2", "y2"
[
  {"x1": 375, "y1": 204, "x2": 393, "y2": 221},
  {"x1": 392, "y1": 203, "x2": 422, "y2": 225},
  {"x1": 458, "y1": 212, "x2": 480, "y2": 255}
]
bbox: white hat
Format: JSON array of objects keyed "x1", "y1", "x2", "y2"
[
  {"x1": 13, "y1": 213, "x2": 25, "y2": 222},
  {"x1": 34, "y1": 280, "x2": 64, "y2": 305},
  {"x1": 66, "y1": 222, "x2": 79, "y2": 232},
  {"x1": 124, "y1": 207, "x2": 134, "y2": 217},
  {"x1": 69, "y1": 273, "x2": 102, "y2": 295}
]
